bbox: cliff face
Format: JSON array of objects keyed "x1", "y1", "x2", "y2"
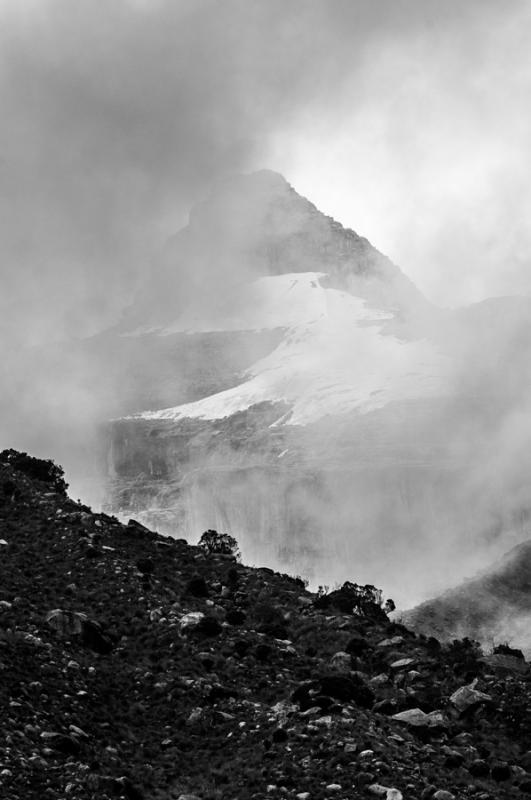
[
  {"x1": 121, "y1": 169, "x2": 432, "y2": 333},
  {"x1": 104, "y1": 395, "x2": 521, "y2": 604}
]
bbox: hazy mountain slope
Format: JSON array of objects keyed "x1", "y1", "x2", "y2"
[{"x1": 403, "y1": 539, "x2": 531, "y2": 655}]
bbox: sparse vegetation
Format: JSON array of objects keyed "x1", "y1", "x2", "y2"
[
  {"x1": 314, "y1": 580, "x2": 395, "y2": 621},
  {"x1": 0, "y1": 448, "x2": 68, "y2": 495},
  {"x1": 198, "y1": 528, "x2": 241, "y2": 560}
]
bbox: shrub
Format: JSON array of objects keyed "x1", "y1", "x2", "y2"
[
  {"x1": 314, "y1": 581, "x2": 394, "y2": 621},
  {"x1": 444, "y1": 637, "x2": 483, "y2": 677},
  {"x1": 198, "y1": 529, "x2": 240, "y2": 560},
  {"x1": 493, "y1": 642, "x2": 525, "y2": 660},
  {"x1": 0, "y1": 449, "x2": 68, "y2": 495}
]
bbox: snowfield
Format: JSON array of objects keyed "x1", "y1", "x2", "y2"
[{"x1": 134, "y1": 272, "x2": 450, "y2": 425}]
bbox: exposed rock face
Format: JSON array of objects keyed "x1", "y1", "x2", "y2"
[
  {"x1": 104, "y1": 393, "x2": 526, "y2": 602},
  {"x1": 123, "y1": 169, "x2": 431, "y2": 332}
]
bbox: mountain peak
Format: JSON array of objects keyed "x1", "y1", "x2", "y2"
[
  {"x1": 125, "y1": 169, "x2": 430, "y2": 331},
  {"x1": 187, "y1": 168, "x2": 306, "y2": 234}
]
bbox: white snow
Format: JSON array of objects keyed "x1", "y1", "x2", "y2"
[{"x1": 135, "y1": 272, "x2": 450, "y2": 426}]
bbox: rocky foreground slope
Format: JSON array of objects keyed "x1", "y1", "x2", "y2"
[{"x1": 2, "y1": 451, "x2": 531, "y2": 800}]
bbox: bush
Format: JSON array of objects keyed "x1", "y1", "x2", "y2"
[
  {"x1": 0, "y1": 449, "x2": 68, "y2": 495},
  {"x1": 314, "y1": 580, "x2": 394, "y2": 621},
  {"x1": 198, "y1": 529, "x2": 240, "y2": 560},
  {"x1": 493, "y1": 642, "x2": 525, "y2": 660},
  {"x1": 444, "y1": 637, "x2": 483, "y2": 677}
]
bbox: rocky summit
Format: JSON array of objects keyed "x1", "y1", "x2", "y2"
[{"x1": 2, "y1": 450, "x2": 531, "y2": 800}]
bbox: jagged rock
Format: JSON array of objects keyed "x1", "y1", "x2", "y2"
[
  {"x1": 179, "y1": 612, "x2": 205, "y2": 631},
  {"x1": 392, "y1": 708, "x2": 448, "y2": 730},
  {"x1": 449, "y1": 684, "x2": 493, "y2": 715}
]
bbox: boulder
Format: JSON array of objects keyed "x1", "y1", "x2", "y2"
[
  {"x1": 369, "y1": 785, "x2": 403, "y2": 800},
  {"x1": 449, "y1": 684, "x2": 493, "y2": 715},
  {"x1": 392, "y1": 708, "x2": 448, "y2": 730},
  {"x1": 45, "y1": 609, "x2": 85, "y2": 637},
  {"x1": 179, "y1": 612, "x2": 205, "y2": 632},
  {"x1": 377, "y1": 636, "x2": 404, "y2": 647},
  {"x1": 390, "y1": 658, "x2": 417, "y2": 671}
]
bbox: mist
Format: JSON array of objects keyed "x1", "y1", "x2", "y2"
[{"x1": 2, "y1": 1, "x2": 531, "y2": 615}]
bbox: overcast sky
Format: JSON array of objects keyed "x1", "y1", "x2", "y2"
[{"x1": 1, "y1": 0, "x2": 530, "y2": 347}]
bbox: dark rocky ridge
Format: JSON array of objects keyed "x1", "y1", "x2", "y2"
[{"x1": 2, "y1": 451, "x2": 531, "y2": 800}]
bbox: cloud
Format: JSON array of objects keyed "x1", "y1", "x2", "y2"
[
  {"x1": 265, "y1": 1, "x2": 531, "y2": 306},
  {"x1": 2, "y1": 0, "x2": 531, "y2": 596},
  {"x1": 2, "y1": 0, "x2": 526, "y2": 348}
]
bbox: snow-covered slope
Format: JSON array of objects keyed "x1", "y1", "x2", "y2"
[{"x1": 135, "y1": 272, "x2": 449, "y2": 425}]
